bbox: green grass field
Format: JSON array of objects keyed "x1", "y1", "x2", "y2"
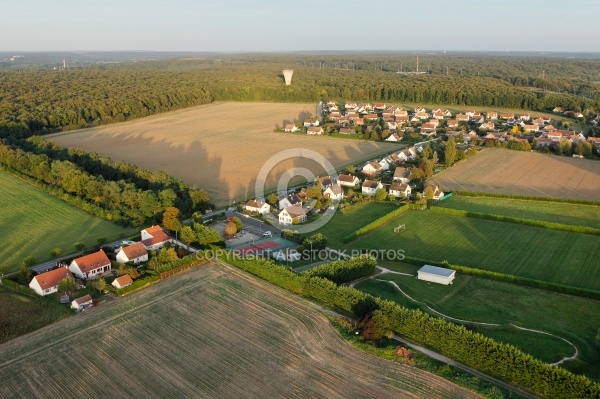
[
  {"x1": 350, "y1": 210, "x2": 600, "y2": 291},
  {"x1": 357, "y1": 262, "x2": 600, "y2": 379},
  {"x1": 437, "y1": 196, "x2": 600, "y2": 229},
  {"x1": 319, "y1": 202, "x2": 399, "y2": 247},
  {"x1": 0, "y1": 171, "x2": 134, "y2": 273},
  {"x1": 0, "y1": 284, "x2": 73, "y2": 344}
]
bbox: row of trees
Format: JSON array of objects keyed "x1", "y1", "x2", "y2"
[{"x1": 0, "y1": 140, "x2": 211, "y2": 226}]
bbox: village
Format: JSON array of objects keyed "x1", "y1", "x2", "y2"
[{"x1": 282, "y1": 101, "x2": 600, "y2": 155}]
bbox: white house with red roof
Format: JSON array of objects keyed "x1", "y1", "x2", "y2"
[
  {"x1": 245, "y1": 200, "x2": 271, "y2": 215},
  {"x1": 389, "y1": 182, "x2": 411, "y2": 198},
  {"x1": 284, "y1": 124, "x2": 299, "y2": 132},
  {"x1": 362, "y1": 180, "x2": 384, "y2": 196},
  {"x1": 323, "y1": 184, "x2": 344, "y2": 201},
  {"x1": 362, "y1": 161, "x2": 383, "y2": 177},
  {"x1": 29, "y1": 266, "x2": 74, "y2": 296},
  {"x1": 141, "y1": 225, "x2": 173, "y2": 250},
  {"x1": 338, "y1": 174, "x2": 360, "y2": 187},
  {"x1": 69, "y1": 250, "x2": 112, "y2": 280},
  {"x1": 306, "y1": 126, "x2": 323, "y2": 135},
  {"x1": 116, "y1": 242, "x2": 148, "y2": 265},
  {"x1": 423, "y1": 183, "x2": 444, "y2": 200},
  {"x1": 278, "y1": 204, "x2": 307, "y2": 225},
  {"x1": 112, "y1": 275, "x2": 134, "y2": 290}
]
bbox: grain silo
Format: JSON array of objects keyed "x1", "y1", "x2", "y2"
[{"x1": 282, "y1": 69, "x2": 294, "y2": 85}]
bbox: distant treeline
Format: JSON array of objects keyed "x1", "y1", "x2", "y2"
[
  {"x1": 1, "y1": 57, "x2": 599, "y2": 138},
  {"x1": 0, "y1": 136, "x2": 211, "y2": 225}
]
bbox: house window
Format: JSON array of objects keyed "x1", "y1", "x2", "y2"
[{"x1": 44, "y1": 288, "x2": 50, "y2": 293}]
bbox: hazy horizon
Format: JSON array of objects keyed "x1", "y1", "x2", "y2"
[{"x1": 3, "y1": 0, "x2": 599, "y2": 53}]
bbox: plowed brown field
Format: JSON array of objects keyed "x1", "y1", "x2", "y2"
[
  {"x1": 50, "y1": 102, "x2": 396, "y2": 206},
  {"x1": 431, "y1": 148, "x2": 600, "y2": 201},
  {"x1": 0, "y1": 263, "x2": 480, "y2": 399}
]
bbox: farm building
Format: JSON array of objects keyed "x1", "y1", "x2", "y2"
[
  {"x1": 29, "y1": 266, "x2": 74, "y2": 296},
  {"x1": 417, "y1": 265, "x2": 456, "y2": 285},
  {"x1": 112, "y1": 275, "x2": 134, "y2": 290},
  {"x1": 71, "y1": 294, "x2": 93, "y2": 311}
]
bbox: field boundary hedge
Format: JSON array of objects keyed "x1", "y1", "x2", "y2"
[
  {"x1": 117, "y1": 275, "x2": 160, "y2": 296},
  {"x1": 218, "y1": 254, "x2": 600, "y2": 398},
  {"x1": 342, "y1": 204, "x2": 410, "y2": 243},
  {"x1": 302, "y1": 255, "x2": 377, "y2": 284},
  {"x1": 159, "y1": 258, "x2": 208, "y2": 279},
  {"x1": 401, "y1": 256, "x2": 600, "y2": 300},
  {"x1": 430, "y1": 206, "x2": 600, "y2": 236},
  {"x1": 453, "y1": 190, "x2": 600, "y2": 207}
]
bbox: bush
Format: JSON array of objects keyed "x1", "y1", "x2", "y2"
[
  {"x1": 117, "y1": 275, "x2": 160, "y2": 296},
  {"x1": 302, "y1": 255, "x2": 376, "y2": 284},
  {"x1": 430, "y1": 206, "x2": 600, "y2": 236},
  {"x1": 343, "y1": 204, "x2": 410, "y2": 243}
]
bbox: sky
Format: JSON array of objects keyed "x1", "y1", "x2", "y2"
[{"x1": 2, "y1": 0, "x2": 599, "y2": 53}]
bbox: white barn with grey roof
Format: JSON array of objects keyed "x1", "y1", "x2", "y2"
[{"x1": 417, "y1": 265, "x2": 456, "y2": 285}]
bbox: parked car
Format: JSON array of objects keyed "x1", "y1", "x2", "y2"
[{"x1": 263, "y1": 231, "x2": 272, "y2": 237}]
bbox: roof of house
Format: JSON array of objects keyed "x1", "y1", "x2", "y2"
[
  {"x1": 362, "y1": 180, "x2": 380, "y2": 189},
  {"x1": 120, "y1": 242, "x2": 148, "y2": 261},
  {"x1": 72, "y1": 250, "x2": 110, "y2": 272},
  {"x1": 144, "y1": 225, "x2": 163, "y2": 234},
  {"x1": 339, "y1": 174, "x2": 357, "y2": 183},
  {"x1": 32, "y1": 267, "x2": 73, "y2": 290},
  {"x1": 141, "y1": 229, "x2": 171, "y2": 247},
  {"x1": 246, "y1": 199, "x2": 267, "y2": 209},
  {"x1": 390, "y1": 182, "x2": 408, "y2": 192},
  {"x1": 394, "y1": 167, "x2": 411, "y2": 179},
  {"x1": 284, "y1": 123, "x2": 295, "y2": 129},
  {"x1": 365, "y1": 161, "x2": 382, "y2": 170},
  {"x1": 284, "y1": 204, "x2": 307, "y2": 217},
  {"x1": 113, "y1": 274, "x2": 134, "y2": 288},
  {"x1": 418, "y1": 265, "x2": 455, "y2": 278},
  {"x1": 73, "y1": 294, "x2": 93, "y2": 305},
  {"x1": 307, "y1": 126, "x2": 322, "y2": 133}
]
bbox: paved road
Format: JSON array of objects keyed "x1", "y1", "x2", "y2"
[{"x1": 29, "y1": 239, "x2": 125, "y2": 275}]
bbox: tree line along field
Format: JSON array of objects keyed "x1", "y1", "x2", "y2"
[
  {"x1": 431, "y1": 149, "x2": 600, "y2": 202},
  {"x1": 436, "y1": 196, "x2": 600, "y2": 229},
  {"x1": 350, "y1": 209, "x2": 600, "y2": 291},
  {"x1": 0, "y1": 263, "x2": 482, "y2": 399},
  {"x1": 0, "y1": 170, "x2": 134, "y2": 273},
  {"x1": 50, "y1": 102, "x2": 396, "y2": 207},
  {"x1": 356, "y1": 262, "x2": 600, "y2": 379}
]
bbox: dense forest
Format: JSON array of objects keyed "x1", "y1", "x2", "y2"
[{"x1": 1, "y1": 53, "x2": 599, "y2": 138}]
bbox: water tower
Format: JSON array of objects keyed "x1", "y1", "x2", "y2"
[{"x1": 282, "y1": 69, "x2": 294, "y2": 85}]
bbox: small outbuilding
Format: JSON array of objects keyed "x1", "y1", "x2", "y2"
[
  {"x1": 417, "y1": 265, "x2": 456, "y2": 285},
  {"x1": 112, "y1": 275, "x2": 134, "y2": 290},
  {"x1": 71, "y1": 294, "x2": 93, "y2": 311}
]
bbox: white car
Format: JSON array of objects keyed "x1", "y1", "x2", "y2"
[{"x1": 263, "y1": 231, "x2": 272, "y2": 237}]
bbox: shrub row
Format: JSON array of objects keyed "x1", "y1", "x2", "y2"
[
  {"x1": 402, "y1": 255, "x2": 600, "y2": 300},
  {"x1": 117, "y1": 275, "x2": 160, "y2": 296},
  {"x1": 302, "y1": 255, "x2": 377, "y2": 284},
  {"x1": 430, "y1": 206, "x2": 600, "y2": 236},
  {"x1": 220, "y1": 255, "x2": 600, "y2": 398},
  {"x1": 159, "y1": 259, "x2": 207, "y2": 279},
  {"x1": 453, "y1": 190, "x2": 600, "y2": 207},
  {"x1": 154, "y1": 255, "x2": 199, "y2": 275},
  {"x1": 342, "y1": 204, "x2": 410, "y2": 243}
]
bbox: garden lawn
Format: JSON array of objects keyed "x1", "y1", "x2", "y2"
[
  {"x1": 0, "y1": 284, "x2": 73, "y2": 344},
  {"x1": 318, "y1": 202, "x2": 398, "y2": 247},
  {"x1": 350, "y1": 210, "x2": 600, "y2": 291},
  {"x1": 0, "y1": 171, "x2": 134, "y2": 273},
  {"x1": 357, "y1": 264, "x2": 600, "y2": 379},
  {"x1": 437, "y1": 196, "x2": 600, "y2": 229}
]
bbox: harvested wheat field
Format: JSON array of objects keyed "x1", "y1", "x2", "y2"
[
  {"x1": 431, "y1": 148, "x2": 600, "y2": 201},
  {"x1": 50, "y1": 102, "x2": 396, "y2": 206},
  {"x1": 0, "y1": 263, "x2": 479, "y2": 399}
]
